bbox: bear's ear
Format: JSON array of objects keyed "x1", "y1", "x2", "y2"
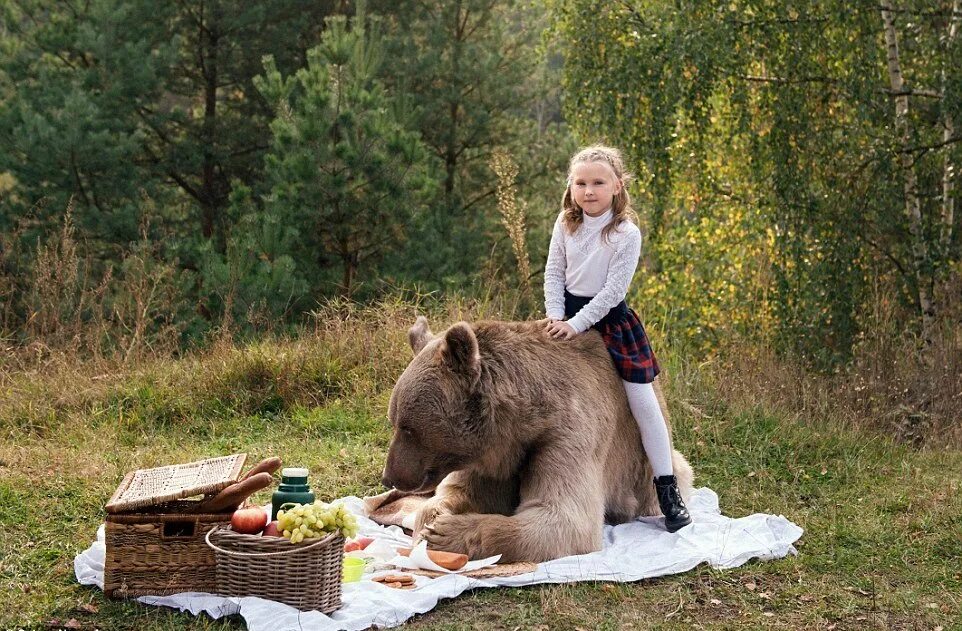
[
  {"x1": 437, "y1": 322, "x2": 481, "y2": 382},
  {"x1": 408, "y1": 316, "x2": 435, "y2": 355}
]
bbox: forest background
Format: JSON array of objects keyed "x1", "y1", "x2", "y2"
[{"x1": 2, "y1": 0, "x2": 959, "y2": 443}]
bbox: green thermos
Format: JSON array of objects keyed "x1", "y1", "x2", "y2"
[{"x1": 270, "y1": 467, "x2": 315, "y2": 521}]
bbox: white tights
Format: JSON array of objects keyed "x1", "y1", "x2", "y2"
[{"x1": 622, "y1": 380, "x2": 674, "y2": 478}]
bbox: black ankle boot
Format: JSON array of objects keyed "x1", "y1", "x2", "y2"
[{"x1": 654, "y1": 475, "x2": 692, "y2": 532}]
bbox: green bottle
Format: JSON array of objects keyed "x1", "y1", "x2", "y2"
[{"x1": 270, "y1": 467, "x2": 315, "y2": 521}]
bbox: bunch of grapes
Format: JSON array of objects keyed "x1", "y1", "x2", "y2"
[{"x1": 277, "y1": 500, "x2": 359, "y2": 543}]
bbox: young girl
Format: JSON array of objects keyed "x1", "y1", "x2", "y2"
[{"x1": 543, "y1": 145, "x2": 691, "y2": 532}]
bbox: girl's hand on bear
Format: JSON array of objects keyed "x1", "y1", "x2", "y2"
[{"x1": 545, "y1": 320, "x2": 578, "y2": 340}]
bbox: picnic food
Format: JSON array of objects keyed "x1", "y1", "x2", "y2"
[
  {"x1": 372, "y1": 574, "x2": 416, "y2": 589},
  {"x1": 231, "y1": 505, "x2": 269, "y2": 534},
  {"x1": 396, "y1": 547, "x2": 468, "y2": 571},
  {"x1": 344, "y1": 536, "x2": 374, "y2": 552},
  {"x1": 262, "y1": 520, "x2": 281, "y2": 537},
  {"x1": 196, "y1": 472, "x2": 274, "y2": 513},
  {"x1": 241, "y1": 457, "x2": 283, "y2": 481},
  {"x1": 277, "y1": 500, "x2": 359, "y2": 543}
]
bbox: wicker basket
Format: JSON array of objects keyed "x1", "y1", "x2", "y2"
[
  {"x1": 103, "y1": 454, "x2": 247, "y2": 598},
  {"x1": 205, "y1": 527, "x2": 345, "y2": 612},
  {"x1": 104, "y1": 501, "x2": 232, "y2": 597}
]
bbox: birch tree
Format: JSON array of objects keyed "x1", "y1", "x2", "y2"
[{"x1": 552, "y1": 0, "x2": 962, "y2": 364}]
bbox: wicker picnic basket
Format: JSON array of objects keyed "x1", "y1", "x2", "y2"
[
  {"x1": 102, "y1": 454, "x2": 248, "y2": 598},
  {"x1": 205, "y1": 526, "x2": 345, "y2": 612}
]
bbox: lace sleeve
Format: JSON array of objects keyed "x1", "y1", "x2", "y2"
[
  {"x1": 543, "y1": 214, "x2": 567, "y2": 320},
  {"x1": 567, "y1": 226, "x2": 641, "y2": 334}
]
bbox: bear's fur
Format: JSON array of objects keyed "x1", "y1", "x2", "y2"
[{"x1": 380, "y1": 316, "x2": 694, "y2": 563}]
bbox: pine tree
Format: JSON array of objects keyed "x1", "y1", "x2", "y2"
[
  {"x1": 252, "y1": 6, "x2": 434, "y2": 297},
  {"x1": 377, "y1": 0, "x2": 559, "y2": 287},
  {"x1": 0, "y1": 0, "x2": 339, "y2": 254}
]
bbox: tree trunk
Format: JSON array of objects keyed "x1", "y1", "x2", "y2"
[
  {"x1": 341, "y1": 250, "x2": 357, "y2": 297},
  {"x1": 880, "y1": 1, "x2": 936, "y2": 342},
  {"x1": 443, "y1": 0, "x2": 464, "y2": 205},
  {"x1": 941, "y1": 0, "x2": 960, "y2": 256},
  {"x1": 201, "y1": 7, "x2": 223, "y2": 250}
]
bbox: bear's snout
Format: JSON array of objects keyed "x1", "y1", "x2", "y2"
[
  {"x1": 380, "y1": 461, "x2": 433, "y2": 493},
  {"x1": 380, "y1": 471, "x2": 396, "y2": 490}
]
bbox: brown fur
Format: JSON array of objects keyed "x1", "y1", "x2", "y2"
[{"x1": 381, "y1": 316, "x2": 694, "y2": 563}]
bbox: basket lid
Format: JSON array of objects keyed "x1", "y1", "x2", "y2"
[{"x1": 105, "y1": 453, "x2": 248, "y2": 513}]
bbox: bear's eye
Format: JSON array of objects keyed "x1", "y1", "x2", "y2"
[{"x1": 399, "y1": 424, "x2": 415, "y2": 438}]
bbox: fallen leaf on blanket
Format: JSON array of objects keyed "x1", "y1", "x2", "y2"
[{"x1": 744, "y1": 581, "x2": 757, "y2": 591}]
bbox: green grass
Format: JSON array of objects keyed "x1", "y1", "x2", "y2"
[{"x1": 1, "y1": 343, "x2": 960, "y2": 631}]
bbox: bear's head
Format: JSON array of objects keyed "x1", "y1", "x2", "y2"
[{"x1": 381, "y1": 316, "x2": 487, "y2": 493}]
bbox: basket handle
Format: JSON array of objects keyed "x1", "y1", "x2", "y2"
[{"x1": 205, "y1": 526, "x2": 340, "y2": 557}]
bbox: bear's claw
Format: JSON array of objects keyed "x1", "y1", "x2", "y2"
[{"x1": 421, "y1": 514, "x2": 475, "y2": 557}]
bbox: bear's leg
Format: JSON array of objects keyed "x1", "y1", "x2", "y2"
[
  {"x1": 423, "y1": 496, "x2": 604, "y2": 562},
  {"x1": 413, "y1": 471, "x2": 519, "y2": 540},
  {"x1": 423, "y1": 451, "x2": 605, "y2": 562}
]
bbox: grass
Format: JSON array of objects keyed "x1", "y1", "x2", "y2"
[{"x1": 1, "y1": 316, "x2": 960, "y2": 630}]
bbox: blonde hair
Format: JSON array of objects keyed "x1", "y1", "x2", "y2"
[{"x1": 561, "y1": 145, "x2": 637, "y2": 242}]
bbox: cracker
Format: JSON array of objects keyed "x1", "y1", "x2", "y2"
[{"x1": 374, "y1": 573, "x2": 413, "y2": 584}]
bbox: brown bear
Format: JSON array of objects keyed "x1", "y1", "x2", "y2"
[{"x1": 380, "y1": 316, "x2": 694, "y2": 563}]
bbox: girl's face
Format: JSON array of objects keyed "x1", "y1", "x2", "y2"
[{"x1": 569, "y1": 161, "x2": 622, "y2": 217}]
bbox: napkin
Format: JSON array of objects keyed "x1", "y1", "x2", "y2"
[{"x1": 388, "y1": 540, "x2": 501, "y2": 573}]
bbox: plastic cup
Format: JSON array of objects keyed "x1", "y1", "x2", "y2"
[{"x1": 342, "y1": 556, "x2": 366, "y2": 582}]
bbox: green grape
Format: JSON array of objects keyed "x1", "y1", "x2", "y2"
[{"x1": 276, "y1": 501, "x2": 358, "y2": 542}]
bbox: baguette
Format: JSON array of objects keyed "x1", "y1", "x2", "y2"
[
  {"x1": 397, "y1": 546, "x2": 468, "y2": 571},
  {"x1": 196, "y1": 472, "x2": 274, "y2": 513},
  {"x1": 241, "y1": 456, "x2": 282, "y2": 481}
]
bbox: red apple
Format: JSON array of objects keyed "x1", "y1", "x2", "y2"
[
  {"x1": 262, "y1": 520, "x2": 281, "y2": 537},
  {"x1": 344, "y1": 536, "x2": 375, "y2": 552},
  {"x1": 231, "y1": 506, "x2": 269, "y2": 534}
]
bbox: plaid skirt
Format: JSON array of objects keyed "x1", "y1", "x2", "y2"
[{"x1": 564, "y1": 290, "x2": 660, "y2": 384}]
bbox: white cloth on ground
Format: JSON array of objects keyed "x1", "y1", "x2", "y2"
[
  {"x1": 74, "y1": 488, "x2": 803, "y2": 631},
  {"x1": 623, "y1": 380, "x2": 675, "y2": 477}
]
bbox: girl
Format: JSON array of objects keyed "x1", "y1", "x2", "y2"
[{"x1": 543, "y1": 145, "x2": 691, "y2": 532}]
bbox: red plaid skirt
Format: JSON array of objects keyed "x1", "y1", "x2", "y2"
[{"x1": 565, "y1": 291, "x2": 661, "y2": 384}]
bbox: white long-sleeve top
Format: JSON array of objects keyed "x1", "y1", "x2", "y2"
[{"x1": 543, "y1": 208, "x2": 642, "y2": 334}]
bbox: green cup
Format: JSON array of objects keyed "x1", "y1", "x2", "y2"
[{"x1": 342, "y1": 556, "x2": 366, "y2": 582}]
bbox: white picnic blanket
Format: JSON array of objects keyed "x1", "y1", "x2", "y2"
[{"x1": 75, "y1": 488, "x2": 803, "y2": 630}]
